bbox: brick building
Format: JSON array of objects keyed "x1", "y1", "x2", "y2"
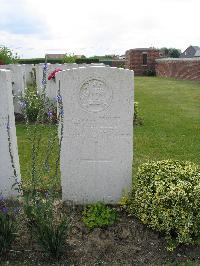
[
  {"x1": 45, "y1": 54, "x2": 65, "y2": 59},
  {"x1": 125, "y1": 48, "x2": 161, "y2": 75}
]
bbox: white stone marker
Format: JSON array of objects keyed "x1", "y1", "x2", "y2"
[
  {"x1": 59, "y1": 66, "x2": 134, "y2": 204},
  {"x1": 23, "y1": 64, "x2": 35, "y2": 85},
  {"x1": 0, "y1": 70, "x2": 21, "y2": 198},
  {"x1": 36, "y1": 63, "x2": 101, "y2": 102},
  {"x1": 35, "y1": 63, "x2": 46, "y2": 93},
  {"x1": 0, "y1": 64, "x2": 26, "y2": 113}
]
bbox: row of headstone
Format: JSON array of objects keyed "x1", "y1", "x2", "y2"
[
  {"x1": 0, "y1": 64, "x2": 26, "y2": 113},
  {"x1": 36, "y1": 63, "x2": 106, "y2": 101},
  {"x1": 0, "y1": 63, "x2": 108, "y2": 112},
  {"x1": 0, "y1": 66, "x2": 134, "y2": 203}
]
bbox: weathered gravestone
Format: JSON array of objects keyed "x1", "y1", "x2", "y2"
[
  {"x1": 35, "y1": 63, "x2": 104, "y2": 102},
  {"x1": 47, "y1": 63, "x2": 79, "y2": 101},
  {"x1": 58, "y1": 66, "x2": 134, "y2": 203},
  {"x1": 0, "y1": 64, "x2": 26, "y2": 114},
  {"x1": 0, "y1": 70, "x2": 21, "y2": 198},
  {"x1": 23, "y1": 64, "x2": 35, "y2": 86}
]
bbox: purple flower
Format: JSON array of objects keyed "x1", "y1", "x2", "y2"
[
  {"x1": 59, "y1": 109, "x2": 64, "y2": 116},
  {"x1": 42, "y1": 79, "x2": 47, "y2": 85},
  {"x1": 43, "y1": 63, "x2": 48, "y2": 70},
  {"x1": 1, "y1": 206, "x2": 8, "y2": 214},
  {"x1": 14, "y1": 207, "x2": 20, "y2": 214},
  {"x1": 0, "y1": 195, "x2": 4, "y2": 202},
  {"x1": 19, "y1": 101, "x2": 27, "y2": 109},
  {"x1": 47, "y1": 111, "x2": 53, "y2": 118},
  {"x1": 57, "y1": 95, "x2": 62, "y2": 102}
]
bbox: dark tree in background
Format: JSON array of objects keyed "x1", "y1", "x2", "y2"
[{"x1": 160, "y1": 47, "x2": 181, "y2": 58}]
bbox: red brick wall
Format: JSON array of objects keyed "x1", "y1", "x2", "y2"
[
  {"x1": 125, "y1": 49, "x2": 160, "y2": 75},
  {"x1": 156, "y1": 59, "x2": 200, "y2": 81}
]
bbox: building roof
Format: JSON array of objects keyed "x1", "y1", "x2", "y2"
[
  {"x1": 45, "y1": 54, "x2": 65, "y2": 59},
  {"x1": 180, "y1": 45, "x2": 200, "y2": 58},
  {"x1": 129, "y1": 48, "x2": 158, "y2": 51},
  {"x1": 194, "y1": 50, "x2": 200, "y2": 57},
  {"x1": 192, "y1": 46, "x2": 200, "y2": 51}
]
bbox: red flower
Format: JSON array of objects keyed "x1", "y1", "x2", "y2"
[{"x1": 48, "y1": 68, "x2": 62, "y2": 80}]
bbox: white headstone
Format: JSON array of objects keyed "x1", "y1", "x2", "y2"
[
  {"x1": 23, "y1": 64, "x2": 35, "y2": 86},
  {"x1": 59, "y1": 66, "x2": 134, "y2": 204},
  {"x1": 0, "y1": 65, "x2": 26, "y2": 113},
  {"x1": 35, "y1": 63, "x2": 72, "y2": 101},
  {"x1": 35, "y1": 63, "x2": 47, "y2": 94},
  {"x1": 0, "y1": 70, "x2": 21, "y2": 198},
  {"x1": 36, "y1": 63, "x2": 101, "y2": 102}
]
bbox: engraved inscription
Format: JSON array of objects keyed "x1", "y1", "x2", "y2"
[{"x1": 79, "y1": 78, "x2": 112, "y2": 112}]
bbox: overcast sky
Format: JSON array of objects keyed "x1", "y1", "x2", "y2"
[{"x1": 0, "y1": 0, "x2": 199, "y2": 58}]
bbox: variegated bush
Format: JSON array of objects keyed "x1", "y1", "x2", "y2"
[{"x1": 123, "y1": 160, "x2": 200, "y2": 250}]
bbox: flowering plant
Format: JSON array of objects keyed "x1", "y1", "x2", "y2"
[
  {"x1": 48, "y1": 68, "x2": 62, "y2": 81},
  {"x1": 0, "y1": 195, "x2": 19, "y2": 256},
  {"x1": 21, "y1": 61, "x2": 69, "y2": 259},
  {"x1": 24, "y1": 191, "x2": 69, "y2": 259},
  {"x1": 19, "y1": 86, "x2": 45, "y2": 123}
]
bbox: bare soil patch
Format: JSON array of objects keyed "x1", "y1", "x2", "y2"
[{"x1": 2, "y1": 205, "x2": 200, "y2": 265}]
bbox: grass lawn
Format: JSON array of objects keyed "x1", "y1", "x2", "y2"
[
  {"x1": 134, "y1": 77, "x2": 200, "y2": 174},
  {"x1": 16, "y1": 77, "x2": 200, "y2": 190},
  {"x1": 16, "y1": 124, "x2": 60, "y2": 191}
]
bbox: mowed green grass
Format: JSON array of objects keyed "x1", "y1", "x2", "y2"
[
  {"x1": 16, "y1": 124, "x2": 60, "y2": 191},
  {"x1": 16, "y1": 77, "x2": 200, "y2": 189},
  {"x1": 133, "y1": 77, "x2": 200, "y2": 175}
]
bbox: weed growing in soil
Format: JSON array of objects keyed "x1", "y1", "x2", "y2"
[
  {"x1": 24, "y1": 192, "x2": 69, "y2": 259},
  {"x1": 0, "y1": 196, "x2": 19, "y2": 256},
  {"x1": 82, "y1": 202, "x2": 118, "y2": 229}
]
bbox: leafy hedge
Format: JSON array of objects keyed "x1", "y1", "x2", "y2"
[
  {"x1": 122, "y1": 160, "x2": 200, "y2": 250},
  {"x1": 75, "y1": 58, "x2": 99, "y2": 64},
  {"x1": 17, "y1": 58, "x2": 99, "y2": 65}
]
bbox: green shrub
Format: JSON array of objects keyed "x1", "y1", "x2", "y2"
[
  {"x1": 19, "y1": 86, "x2": 55, "y2": 123},
  {"x1": 62, "y1": 53, "x2": 76, "y2": 63},
  {"x1": 18, "y1": 58, "x2": 62, "y2": 64},
  {"x1": 19, "y1": 86, "x2": 43, "y2": 122},
  {"x1": 18, "y1": 57, "x2": 99, "y2": 65},
  {"x1": 0, "y1": 45, "x2": 19, "y2": 65},
  {"x1": 122, "y1": 160, "x2": 200, "y2": 250},
  {"x1": 143, "y1": 69, "x2": 156, "y2": 76},
  {"x1": 82, "y1": 202, "x2": 118, "y2": 229},
  {"x1": 75, "y1": 58, "x2": 99, "y2": 64},
  {"x1": 99, "y1": 60, "x2": 112, "y2": 66}
]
